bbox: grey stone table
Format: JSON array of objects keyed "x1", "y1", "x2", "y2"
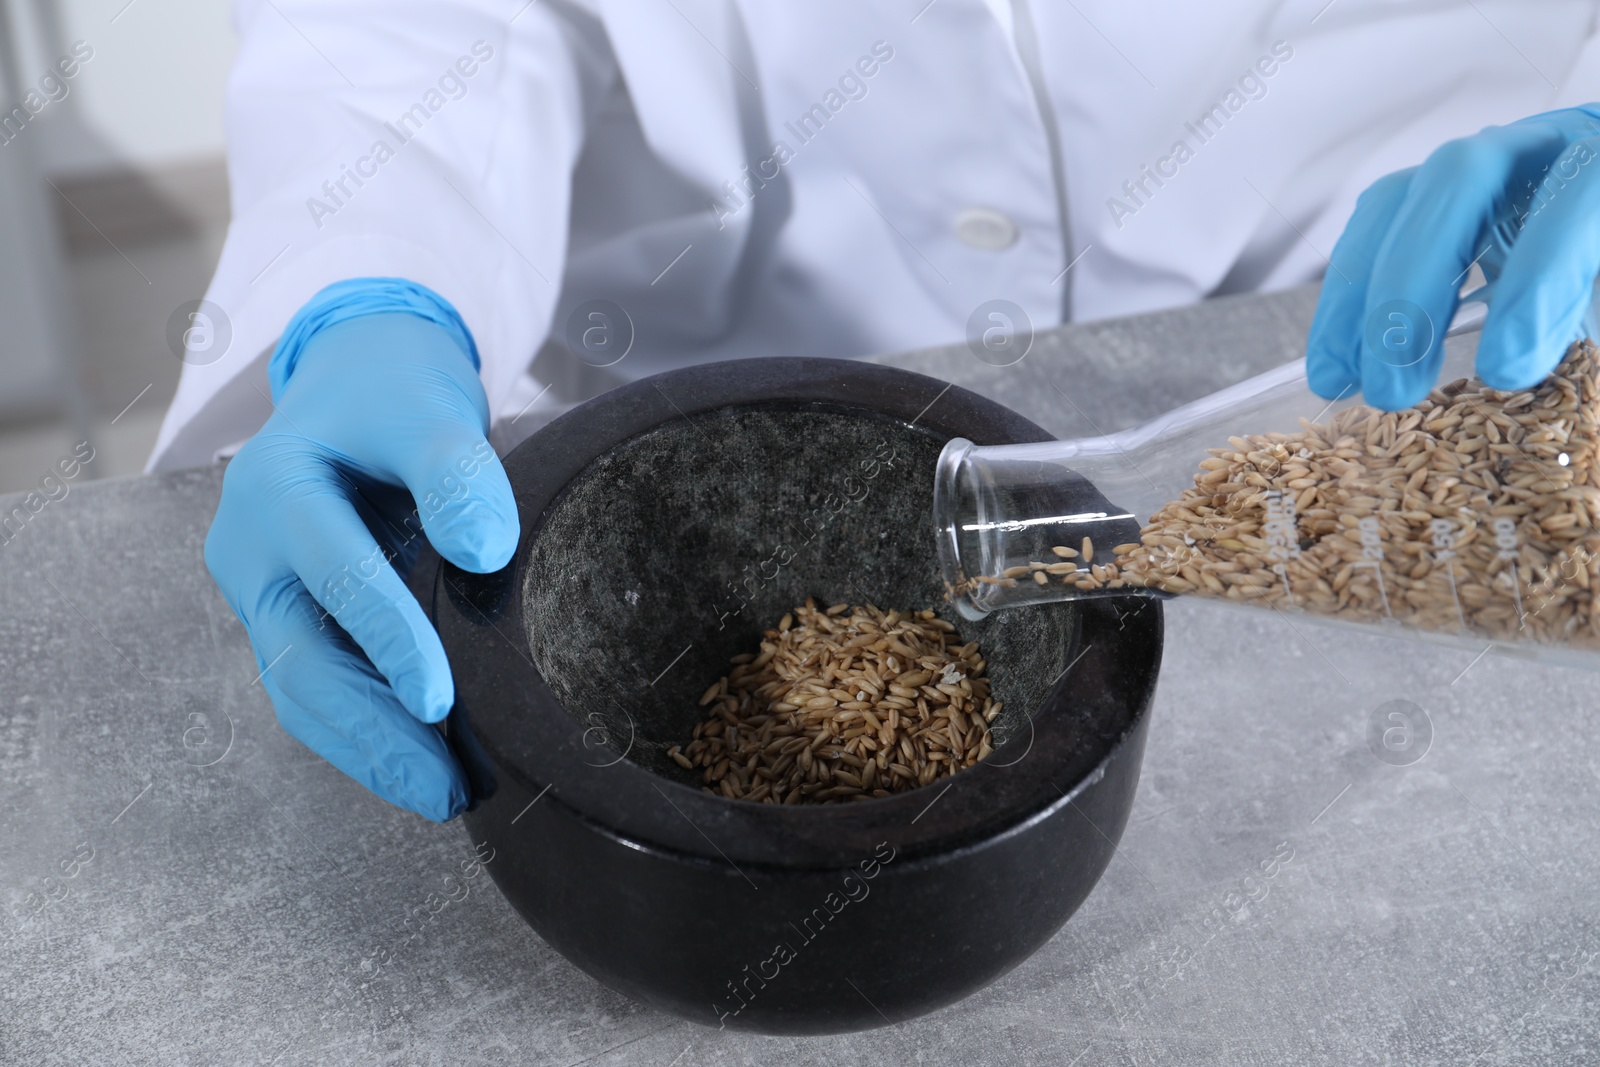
[{"x1": 4, "y1": 286, "x2": 1596, "y2": 1066}]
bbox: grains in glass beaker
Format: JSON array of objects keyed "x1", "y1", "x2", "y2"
[{"x1": 1072, "y1": 339, "x2": 1600, "y2": 649}]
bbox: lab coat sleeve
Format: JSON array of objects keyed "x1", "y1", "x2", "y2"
[
  {"x1": 1551, "y1": 10, "x2": 1600, "y2": 112},
  {"x1": 147, "y1": 0, "x2": 616, "y2": 471}
]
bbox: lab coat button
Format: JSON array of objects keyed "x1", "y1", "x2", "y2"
[{"x1": 954, "y1": 207, "x2": 1018, "y2": 250}]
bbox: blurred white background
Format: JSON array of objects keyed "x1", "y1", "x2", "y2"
[{"x1": 1, "y1": 0, "x2": 234, "y2": 493}]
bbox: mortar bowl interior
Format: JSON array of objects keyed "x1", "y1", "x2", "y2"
[{"x1": 521, "y1": 403, "x2": 1074, "y2": 779}]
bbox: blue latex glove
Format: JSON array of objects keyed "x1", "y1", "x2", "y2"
[
  {"x1": 205, "y1": 279, "x2": 518, "y2": 821},
  {"x1": 1308, "y1": 105, "x2": 1600, "y2": 410}
]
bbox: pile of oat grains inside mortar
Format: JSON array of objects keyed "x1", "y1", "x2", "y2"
[{"x1": 670, "y1": 598, "x2": 1000, "y2": 803}]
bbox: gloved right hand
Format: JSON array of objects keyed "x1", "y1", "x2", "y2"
[
  {"x1": 1307, "y1": 105, "x2": 1600, "y2": 410},
  {"x1": 205, "y1": 280, "x2": 519, "y2": 821}
]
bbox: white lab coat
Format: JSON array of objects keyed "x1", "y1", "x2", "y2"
[{"x1": 148, "y1": 0, "x2": 1600, "y2": 470}]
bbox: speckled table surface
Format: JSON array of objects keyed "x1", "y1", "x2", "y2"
[{"x1": 3, "y1": 286, "x2": 1596, "y2": 1066}]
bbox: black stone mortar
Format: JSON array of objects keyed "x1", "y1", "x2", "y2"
[{"x1": 428, "y1": 357, "x2": 1163, "y2": 1035}]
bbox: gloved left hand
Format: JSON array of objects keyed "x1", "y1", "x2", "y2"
[
  {"x1": 205, "y1": 279, "x2": 519, "y2": 822},
  {"x1": 1308, "y1": 105, "x2": 1600, "y2": 410}
]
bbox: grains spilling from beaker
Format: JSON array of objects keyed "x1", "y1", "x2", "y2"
[
  {"x1": 669, "y1": 599, "x2": 998, "y2": 804},
  {"x1": 1060, "y1": 339, "x2": 1600, "y2": 647}
]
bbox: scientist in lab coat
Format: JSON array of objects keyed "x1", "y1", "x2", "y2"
[{"x1": 151, "y1": 0, "x2": 1600, "y2": 820}]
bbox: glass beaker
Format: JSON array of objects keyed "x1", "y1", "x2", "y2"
[{"x1": 934, "y1": 284, "x2": 1600, "y2": 671}]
